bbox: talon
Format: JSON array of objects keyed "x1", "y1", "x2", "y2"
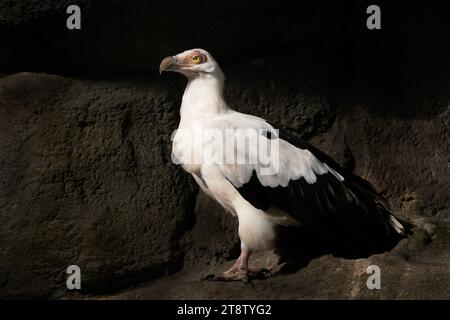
[
  {"x1": 261, "y1": 268, "x2": 272, "y2": 277},
  {"x1": 201, "y1": 268, "x2": 271, "y2": 282},
  {"x1": 202, "y1": 247, "x2": 272, "y2": 282},
  {"x1": 247, "y1": 268, "x2": 272, "y2": 279},
  {"x1": 201, "y1": 270, "x2": 249, "y2": 282}
]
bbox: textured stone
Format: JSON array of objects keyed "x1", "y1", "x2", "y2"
[
  {"x1": 0, "y1": 0, "x2": 448, "y2": 300},
  {"x1": 98, "y1": 221, "x2": 450, "y2": 300},
  {"x1": 0, "y1": 73, "x2": 196, "y2": 298},
  {"x1": 180, "y1": 192, "x2": 239, "y2": 268}
]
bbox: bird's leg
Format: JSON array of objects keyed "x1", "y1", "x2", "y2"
[
  {"x1": 224, "y1": 247, "x2": 251, "y2": 275},
  {"x1": 202, "y1": 247, "x2": 251, "y2": 282},
  {"x1": 202, "y1": 247, "x2": 271, "y2": 282}
]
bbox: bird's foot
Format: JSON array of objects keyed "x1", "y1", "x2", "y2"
[
  {"x1": 247, "y1": 267, "x2": 272, "y2": 279},
  {"x1": 202, "y1": 270, "x2": 250, "y2": 283},
  {"x1": 201, "y1": 267, "x2": 271, "y2": 283}
]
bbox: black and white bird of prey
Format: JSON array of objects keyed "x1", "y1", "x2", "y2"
[{"x1": 160, "y1": 49, "x2": 405, "y2": 282}]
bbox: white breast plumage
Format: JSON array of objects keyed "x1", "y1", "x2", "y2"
[{"x1": 161, "y1": 48, "x2": 405, "y2": 283}]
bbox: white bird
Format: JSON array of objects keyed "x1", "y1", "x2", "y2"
[{"x1": 160, "y1": 49, "x2": 405, "y2": 282}]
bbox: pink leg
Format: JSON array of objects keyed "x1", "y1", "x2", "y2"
[{"x1": 202, "y1": 247, "x2": 271, "y2": 282}]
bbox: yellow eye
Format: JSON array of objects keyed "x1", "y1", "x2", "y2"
[{"x1": 192, "y1": 55, "x2": 202, "y2": 64}]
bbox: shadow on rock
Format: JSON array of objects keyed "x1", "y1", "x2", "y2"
[{"x1": 274, "y1": 225, "x2": 408, "y2": 275}]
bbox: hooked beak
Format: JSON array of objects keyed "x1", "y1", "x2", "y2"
[{"x1": 159, "y1": 56, "x2": 177, "y2": 74}]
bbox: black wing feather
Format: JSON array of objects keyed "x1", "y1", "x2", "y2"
[{"x1": 234, "y1": 129, "x2": 401, "y2": 246}]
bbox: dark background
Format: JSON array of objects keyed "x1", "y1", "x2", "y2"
[{"x1": 0, "y1": 0, "x2": 449, "y2": 299}]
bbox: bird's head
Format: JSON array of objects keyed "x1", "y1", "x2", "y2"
[{"x1": 159, "y1": 49, "x2": 222, "y2": 80}]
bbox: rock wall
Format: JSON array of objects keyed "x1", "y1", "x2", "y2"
[
  {"x1": 0, "y1": 72, "x2": 200, "y2": 297},
  {"x1": 0, "y1": 1, "x2": 448, "y2": 298}
]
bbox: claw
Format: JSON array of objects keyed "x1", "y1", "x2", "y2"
[
  {"x1": 201, "y1": 267, "x2": 271, "y2": 282},
  {"x1": 201, "y1": 272, "x2": 249, "y2": 283},
  {"x1": 202, "y1": 248, "x2": 272, "y2": 283},
  {"x1": 248, "y1": 268, "x2": 272, "y2": 279}
]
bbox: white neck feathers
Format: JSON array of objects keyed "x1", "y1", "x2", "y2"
[{"x1": 180, "y1": 69, "x2": 228, "y2": 121}]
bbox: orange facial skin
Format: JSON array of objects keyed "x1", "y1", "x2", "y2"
[{"x1": 181, "y1": 51, "x2": 207, "y2": 65}]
